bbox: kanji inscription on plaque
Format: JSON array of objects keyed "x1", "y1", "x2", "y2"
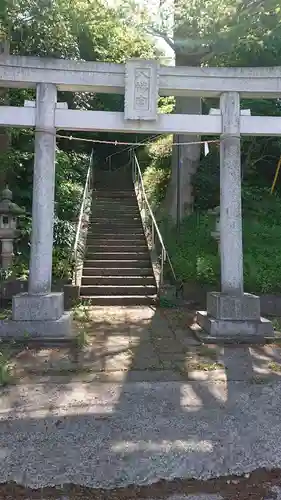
[{"x1": 125, "y1": 59, "x2": 158, "y2": 120}]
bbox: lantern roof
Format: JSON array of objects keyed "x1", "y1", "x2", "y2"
[{"x1": 0, "y1": 186, "x2": 25, "y2": 215}]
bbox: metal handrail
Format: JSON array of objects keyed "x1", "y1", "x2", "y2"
[
  {"x1": 73, "y1": 149, "x2": 94, "y2": 285},
  {"x1": 131, "y1": 152, "x2": 178, "y2": 289},
  {"x1": 104, "y1": 134, "x2": 161, "y2": 171}
]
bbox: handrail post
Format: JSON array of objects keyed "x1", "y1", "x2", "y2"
[
  {"x1": 151, "y1": 222, "x2": 155, "y2": 250},
  {"x1": 160, "y1": 248, "x2": 164, "y2": 285},
  {"x1": 131, "y1": 150, "x2": 134, "y2": 183},
  {"x1": 72, "y1": 148, "x2": 94, "y2": 287}
]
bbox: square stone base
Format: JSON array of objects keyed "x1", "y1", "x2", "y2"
[
  {"x1": 196, "y1": 310, "x2": 275, "y2": 344},
  {"x1": 207, "y1": 291, "x2": 260, "y2": 320},
  {"x1": 12, "y1": 292, "x2": 64, "y2": 321},
  {"x1": 0, "y1": 312, "x2": 73, "y2": 340}
]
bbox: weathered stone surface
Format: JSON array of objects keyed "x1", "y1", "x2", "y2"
[
  {"x1": 207, "y1": 292, "x2": 260, "y2": 320},
  {"x1": 4, "y1": 54, "x2": 281, "y2": 96},
  {"x1": 260, "y1": 294, "x2": 281, "y2": 316},
  {"x1": 125, "y1": 59, "x2": 158, "y2": 121},
  {"x1": 220, "y1": 92, "x2": 243, "y2": 295},
  {"x1": 0, "y1": 312, "x2": 73, "y2": 339},
  {"x1": 197, "y1": 310, "x2": 274, "y2": 341},
  {"x1": 63, "y1": 284, "x2": 80, "y2": 310},
  {"x1": 0, "y1": 278, "x2": 27, "y2": 300},
  {"x1": 28, "y1": 82, "x2": 57, "y2": 295},
  {"x1": 12, "y1": 292, "x2": 64, "y2": 321}
]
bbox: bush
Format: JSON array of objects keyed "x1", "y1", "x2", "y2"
[
  {"x1": 141, "y1": 135, "x2": 172, "y2": 211},
  {"x1": 52, "y1": 219, "x2": 76, "y2": 281},
  {"x1": 163, "y1": 213, "x2": 220, "y2": 285},
  {"x1": 137, "y1": 126, "x2": 281, "y2": 294},
  {"x1": 52, "y1": 247, "x2": 74, "y2": 282},
  {"x1": 163, "y1": 187, "x2": 281, "y2": 294}
]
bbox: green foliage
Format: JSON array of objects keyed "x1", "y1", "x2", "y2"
[
  {"x1": 52, "y1": 219, "x2": 76, "y2": 281},
  {"x1": 52, "y1": 247, "x2": 74, "y2": 282},
  {"x1": 141, "y1": 136, "x2": 172, "y2": 210},
  {"x1": 0, "y1": 0, "x2": 157, "y2": 285},
  {"x1": 161, "y1": 186, "x2": 281, "y2": 294},
  {"x1": 163, "y1": 213, "x2": 220, "y2": 285},
  {"x1": 193, "y1": 145, "x2": 220, "y2": 210},
  {"x1": 158, "y1": 97, "x2": 175, "y2": 114},
  {"x1": 76, "y1": 329, "x2": 90, "y2": 349},
  {"x1": 55, "y1": 151, "x2": 88, "y2": 221},
  {"x1": 0, "y1": 348, "x2": 13, "y2": 386}
]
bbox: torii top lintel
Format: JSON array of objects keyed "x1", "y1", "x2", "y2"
[{"x1": 1, "y1": 55, "x2": 281, "y2": 99}]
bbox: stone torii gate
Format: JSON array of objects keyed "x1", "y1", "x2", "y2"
[{"x1": 0, "y1": 56, "x2": 280, "y2": 340}]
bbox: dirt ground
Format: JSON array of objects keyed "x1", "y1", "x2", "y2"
[
  {"x1": 1, "y1": 468, "x2": 281, "y2": 499},
  {"x1": 2, "y1": 305, "x2": 281, "y2": 499}
]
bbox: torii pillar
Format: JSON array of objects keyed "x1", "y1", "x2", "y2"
[
  {"x1": 2, "y1": 83, "x2": 72, "y2": 338},
  {"x1": 197, "y1": 92, "x2": 273, "y2": 341}
]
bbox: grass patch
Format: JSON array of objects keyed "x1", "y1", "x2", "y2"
[
  {"x1": 197, "y1": 345, "x2": 218, "y2": 360},
  {"x1": 73, "y1": 303, "x2": 91, "y2": 323},
  {"x1": 0, "y1": 348, "x2": 13, "y2": 386},
  {"x1": 268, "y1": 361, "x2": 281, "y2": 373},
  {"x1": 140, "y1": 139, "x2": 281, "y2": 296},
  {"x1": 159, "y1": 296, "x2": 178, "y2": 308},
  {"x1": 271, "y1": 318, "x2": 281, "y2": 332},
  {"x1": 0, "y1": 308, "x2": 12, "y2": 320},
  {"x1": 76, "y1": 329, "x2": 90, "y2": 349},
  {"x1": 189, "y1": 360, "x2": 224, "y2": 371}
]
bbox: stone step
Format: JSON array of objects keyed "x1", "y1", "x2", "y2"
[
  {"x1": 93, "y1": 191, "x2": 136, "y2": 199},
  {"x1": 93, "y1": 205, "x2": 138, "y2": 210},
  {"x1": 92, "y1": 206, "x2": 139, "y2": 212},
  {"x1": 91, "y1": 210, "x2": 140, "y2": 216},
  {"x1": 83, "y1": 259, "x2": 151, "y2": 268},
  {"x1": 88, "y1": 228, "x2": 144, "y2": 234},
  {"x1": 89, "y1": 225, "x2": 142, "y2": 231},
  {"x1": 88, "y1": 226, "x2": 144, "y2": 233},
  {"x1": 90, "y1": 217, "x2": 141, "y2": 223},
  {"x1": 93, "y1": 199, "x2": 138, "y2": 205},
  {"x1": 94, "y1": 184, "x2": 133, "y2": 188},
  {"x1": 86, "y1": 252, "x2": 150, "y2": 261},
  {"x1": 81, "y1": 276, "x2": 156, "y2": 286},
  {"x1": 90, "y1": 220, "x2": 142, "y2": 225},
  {"x1": 87, "y1": 234, "x2": 145, "y2": 240},
  {"x1": 93, "y1": 199, "x2": 137, "y2": 204},
  {"x1": 91, "y1": 212, "x2": 140, "y2": 218},
  {"x1": 94, "y1": 189, "x2": 134, "y2": 193},
  {"x1": 93, "y1": 202, "x2": 137, "y2": 208},
  {"x1": 92, "y1": 209, "x2": 140, "y2": 215},
  {"x1": 86, "y1": 236, "x2": 145, "y2": 243},
  {"x1": 81, "y1": 284, "x2": 157, "y2": 295},
  {"x1": 86, "y1": 243, "x2": 147, "y2": 251},
  {"x1": 81, "y1": 267, "x2": 153, "y2": 276},
  {"x1": 93, "y1": 188, "x2": 134, "y2": 192},
  {"x1": 80, "y1": 295, "x2": 158, "y2": 306}
]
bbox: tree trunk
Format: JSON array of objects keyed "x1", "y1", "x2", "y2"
[{"x1": 165, "y1": 53, "x2": 201, "y2": 223}]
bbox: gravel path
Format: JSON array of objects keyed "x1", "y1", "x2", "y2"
[{"x1": 1, "y1": 378, "x2": 281, "y2": 490}]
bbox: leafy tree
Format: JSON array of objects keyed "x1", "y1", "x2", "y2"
[
  {"x1": 128, "y1": 0, "x2": 281, "y2": 221},
  {"x1": 0, "y1": 0, "x2": 156, "y2": 279}
]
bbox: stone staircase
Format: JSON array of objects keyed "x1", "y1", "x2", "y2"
[{"x1": 80, "y1": 169, "x2": 157, "y2": 305}]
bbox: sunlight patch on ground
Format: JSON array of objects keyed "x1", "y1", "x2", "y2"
[
  {"x1": 180, "y1": 385, "x2": 203, "y2": 408},
  {"x1": 112, "y1": 439, "x2": 213, "y2": 454}
]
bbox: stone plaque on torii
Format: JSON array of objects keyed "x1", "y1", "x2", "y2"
[{"x1": 124, "y1": 60, "x2": 159, "y2": 121}]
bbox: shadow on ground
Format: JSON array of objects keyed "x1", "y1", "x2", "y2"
[{"x1": 1, "y1": 305, "x2": 281, "y2": 498}]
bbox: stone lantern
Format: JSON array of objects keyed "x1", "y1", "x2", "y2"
[
  {"x1": 0, "y1": 186, "x2": 25, "y2": 269},
  {"x1": 208, "y1": 205, "x2": 220, "y2": 253}
]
